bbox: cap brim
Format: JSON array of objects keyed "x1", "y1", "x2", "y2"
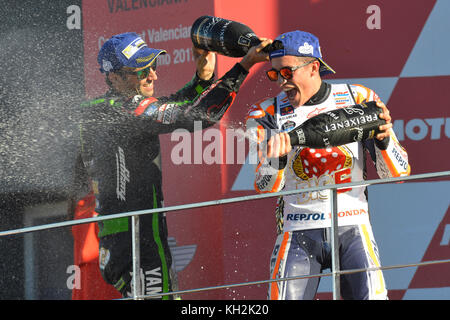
[
  {"x1": 318, "y1": 58, "x2": 335, "y2": 76},
  {"x1": 125, "y1": 47, "x2": 167, "y2": 69}
]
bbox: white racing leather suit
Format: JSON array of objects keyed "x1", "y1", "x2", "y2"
[{"x1": 245, "y1": 82, "x2": 410, "y2": 300}]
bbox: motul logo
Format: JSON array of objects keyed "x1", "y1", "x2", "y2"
[{"x1": 393, "y1": 118, "x2": 450, "y2": 141}]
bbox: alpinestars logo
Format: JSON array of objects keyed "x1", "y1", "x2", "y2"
[{"x1": 116, "y1": 146, "x2": 130, "y2": 201}]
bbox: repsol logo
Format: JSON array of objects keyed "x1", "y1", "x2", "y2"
[
  {"x1": 393, "y1": 118, "x2": 450, "y2": 141},
  {"x1": 286, "y1": 209, "x2": 368, "y2": 221},
  {"x1": 391, "y1": 148, "x2": 408, "y2": 171},
  {"x1": 286, "y1": 213, "x2": 325, "y2": 221}
]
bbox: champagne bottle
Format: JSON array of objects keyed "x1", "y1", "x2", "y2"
[
  {"x1": 288, "y1": 101, "x2": 386, "y2": 148},
  {"x1": 191, "y1": 15, "x2": 271, "y2": 57}
]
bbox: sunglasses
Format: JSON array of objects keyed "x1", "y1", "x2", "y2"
[
  {"x1": 266, "y1": 59, "x2": 315, "y2": 82},
  {"x1": 120, "y1": 60, "x2": 158, "y2": 80}
]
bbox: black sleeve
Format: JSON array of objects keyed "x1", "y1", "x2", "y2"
[
  {"x1": 66, "y1": 130, "x2": 93, "y2": 219},
  {"x1": 125, "y1": 63, "x2": 249, "y2": 134},
  {"x1": 159, "y1": 72, "x2": 215, "y2": 104}
]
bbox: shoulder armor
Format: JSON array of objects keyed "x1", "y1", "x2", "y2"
[
  {"x1": 350, "y1": 84, "x2": 380, "y2": 104},
  {"x1": 246, "y1": 97, "x2": 276, "y2": 121}
]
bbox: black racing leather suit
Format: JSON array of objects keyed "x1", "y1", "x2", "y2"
[{"x1": 75, "y1": 63, "x2": 248, "y2": 298}]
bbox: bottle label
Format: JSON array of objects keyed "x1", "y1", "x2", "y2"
[
  {"x1": 295, "y1": 128, "x2": 306, "y2": 145},
  {"x1": 322, "y1": 112, "x2": 380, "y2": 134},
  {"x1": 237, "y1": 33, "x2": 256, "y2": 47}
]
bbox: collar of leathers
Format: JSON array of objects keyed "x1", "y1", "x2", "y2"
[{"x1": 303, "y1": 81, "x2": 330, "y2": 106}]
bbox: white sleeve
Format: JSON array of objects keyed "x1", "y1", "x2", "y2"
[{"x1": 373, "y1": 129, "x2": 411, "y2": 178}]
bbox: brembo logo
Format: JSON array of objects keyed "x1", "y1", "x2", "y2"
[{"x1": 393, "y1": 118, "x2": 450, "y2": 141}]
